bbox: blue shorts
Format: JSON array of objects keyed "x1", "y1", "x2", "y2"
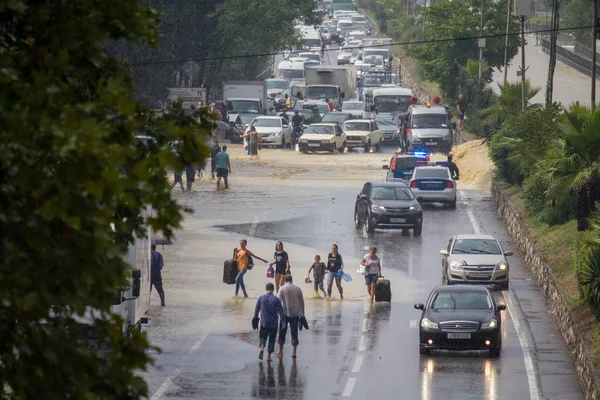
[{"x1": 365, "y1": 274, "x2": 379, "y2": 286}]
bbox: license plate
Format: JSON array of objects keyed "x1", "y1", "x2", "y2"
[
  {"x1": 308, "y1": 143, "x2": 321, "y2": 147},
  {"x1": 425, "y1": 142, "x2": 437, "y2": 146},
  {"x1": 470, "y1": 273, "x2": 490, "y2": 278},
  {"x1": 447, "y1": 333, "x2": 471, "y2": 339},
  {"x1": 390, "y1": 218, "x2": 406, "y2": 223}
]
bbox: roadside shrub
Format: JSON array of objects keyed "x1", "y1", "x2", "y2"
[
  {"x1": 489, "y1": 131, "x2": 523, "y2": 184},
  {"x1": 576, "y1": 245, "x2": 600, "y2": 316},
  {"x1": 574, "y1": 232, "x2": 595, "y2": 298}
]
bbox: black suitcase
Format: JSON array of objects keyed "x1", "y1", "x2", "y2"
[
  {"x1": 223, "y1": 250, "x2": 238, "y2": 285},
  {"x1": 375, "y1": 277, "x2": 391, "y2": 302}
]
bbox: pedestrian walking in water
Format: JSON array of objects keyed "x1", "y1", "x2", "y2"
[
  {"x1": 253, "y1": 282, "x2": 286, "y2": 361},
  {"x1": 249, "y1": 126, "x2": 262, "y2": 156},
  {"x1": 361, "y1": 246, "x2": 382, "y2": 303},
  {"x1": 151, "y1": 244, "x2": 166, "y2": 307},
  {"x1": 270, "y1": 241, "x2": 290, "y2": 293},
  {"x1": 326, "y1": 244, "x2": 344, "y2": 300},
  {"x1": 171, "y1": 168, "x2": 185, "y2": 192},
  {"x1": 210, "y1": 140, "x2": 222, "y2": 180},
  {"x1": 234, "y1": 239, "x2": 268, "y2": 297},
  {"x1": 277, "y1": 274, "x2": 305, "y2": 359},
  {"x1": 241, "y1": 130, "x2": 251, "y2": 156},
  {"x1": 215, "y1": 145, "x2": 231, "y2": 190},
  {"x1": 307, "y1": 255, "x2": 327, "y2": 298},
  {"x1": 185, "y1": 166, "x2": 196, "y2": 191}
]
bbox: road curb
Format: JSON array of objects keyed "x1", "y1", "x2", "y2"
[{"x1": 491, "y1": 177, "x2": 600, "y2": 400}]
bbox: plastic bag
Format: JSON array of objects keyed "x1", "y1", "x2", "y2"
[
  {"x1": 357, "y1": 264, "x2": 368, "y2": 275},
  {"x1": 267, "y1": 265, "x2": 275, "y2": 278}
]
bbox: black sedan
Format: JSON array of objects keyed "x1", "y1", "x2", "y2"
[
  {"x1": 354, "y1": 181, "x2": 423, "y2": 235},
  {"x1": 414, "y1": 285, "x2": 505, "y2": 357}
]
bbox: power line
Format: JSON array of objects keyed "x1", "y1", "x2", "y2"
[{"x1": 129, "y1": 25, "x2": 594, "y2": 67}]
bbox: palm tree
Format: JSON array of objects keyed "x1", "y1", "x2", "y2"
[
  {"x1": 481, "y1": 80, "x2": 541, "y2": 132},
  {"x1": 541, "y1": 104, "x2": 600, "y2": 231}
]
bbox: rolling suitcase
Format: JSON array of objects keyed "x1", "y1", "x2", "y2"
[
  {"x1": 223, "y1": 250, "x2": 238, "y2": 285},
  {"x1": 375, "y1": 277, "x2": 391, "y2": 302}
]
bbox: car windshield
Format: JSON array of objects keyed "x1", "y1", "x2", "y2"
[
  {"x1": 303, "y1": 104, "x2": 330, "y2": 113},
  {"x1": 236, "y1": 115, "x2": 256, "y2": 124},
  {"x1": 370, "y1": 186, "x2": 414, "y2": 200},
  {"x1": 362, "y1": 75, "x2": 388, "y2": 85},
  {"x1": 343, "y1": 121, "x2": 370, "y2": 131},
  {"x1": 277, "y1": 68, "x2": 304, "y2": 79},
  {"x1": 364, "y1": 50, "x2": 388, "y2": 59},
  {"x1": 374, "y1": 95, "x2": 411, "y2": 113},
  {"x1": 304, "y1": 125, "x2": 334, "y2": 134},
  {"x1": 306, "y1": 87, "x2": 338, "y2": 99},
  {"x1": 252, "y1": 119, "x2": 281, "y2": 128},
  {"x1": 430, "y1": 291, "x2": 493, "y2": 310},
  {"x1": 392, "y1": 157, "x2": 422, "y2": 170},
  {"x1": 414, "y1": 168, "x2": 449, "y2": 179},
  {"x1": 300, "y1": 53, "x2": 321, "y2": 62},
  {"x1": 452, "y1": 239, "x2": 502, "y2": 255},
  {"x1": 363, "y1": 57, "x2": 383, "y2": 66},
  {"x1": 411, "y1": 113, "x2": 448, "y2": 128},
  {"x1": 227, "y1": 100, "x2": 260, "y2": 113},
  {"x1": 267, "y1": 80, "x2": 288, "y2": 90},
  {"x1": 322, "y1": 113, "x2": 349, "y2": 123},
  {"x1": 375, "y1": 115, "x2": 396, "y2": 125},
  {"x1": 343, "y1": 102, "x2": 363, "y2": 111}
]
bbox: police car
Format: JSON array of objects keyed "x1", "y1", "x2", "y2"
[
  {"x1": 408, "y1": 161, "x2": 457, "y2": 209},
  {"x1": 383, "y1": 151, "x2": 429, "y2": 182}
]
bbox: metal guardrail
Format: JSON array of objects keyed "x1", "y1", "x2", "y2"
[{"x1": 540, "y1": 37, "x2": 600, "y2": 78}]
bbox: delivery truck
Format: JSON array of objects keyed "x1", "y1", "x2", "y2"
[
  {"x1": 304, "y1": 65, "x2": 357, "y2": 110},
  {"x1": 223, "y1": 81, "x2": 268, "y2": 121}
]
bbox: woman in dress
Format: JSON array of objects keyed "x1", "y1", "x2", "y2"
[
  {"x1": 234, "y1": 239, "x2": 268, "y2": 297},
  {"x1": 269, "y1": 241, "x2": 290, "y2": 293},
  {"x1": 361, "y1": 246, "x2": 382, "y2": 303}
]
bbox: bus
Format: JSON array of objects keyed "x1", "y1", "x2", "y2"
[{"x1": 371, "y1": 87, "x2": 414, "y2": 114}]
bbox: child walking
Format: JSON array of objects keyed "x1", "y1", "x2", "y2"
[
  {"x1": 171, "y1": 169, "x2": 185, "y2": 192},
  {"x1": 307, "y1": 255, "x2": 327, "y2": 298}
]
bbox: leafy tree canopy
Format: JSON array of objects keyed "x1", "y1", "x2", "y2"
[{"x1": 0, "y1": 0, "x2": 209, "y2": 398}]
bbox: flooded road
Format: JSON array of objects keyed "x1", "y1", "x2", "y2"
[{"x1": 141, "y1": 138, "x2": 583, "y2": 399}]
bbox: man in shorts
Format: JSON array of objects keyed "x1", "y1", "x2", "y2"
[{"x1": 215, "y1": 145, "x2": 231, "y2": 190}]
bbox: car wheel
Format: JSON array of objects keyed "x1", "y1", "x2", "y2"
[
  {"x1": 365, "y1": 214, "x2": 375, "y2": 233},
  {"x1": 413, "y1": 224, "x2": 422, "y2": 236},
  {"x1": 449, "y1": 198, "x2": 457, "y2": 209},
  {"x1": 354, "y1": 209, "x2": 363, "y2": 229},
  {"x1": 281, "y1": 137, "x2": 286, "y2": 149},
  {"x1": 339, "y1": 141, "x2": 346, "y2": 153},
  {"x1": 375, "y1": 141, "x2": 381, "y2": 151},
  {"x1": 419, "y1": 347, "x2": 431, "y2": 356},
  {"x1": 364, "y1": 140, "x2": 371, "y2": 153},
  {"x1": 330, "y1": 143, "x2": 337, "y2": 154},
  {"x1": 302, "y1": 149, "x2": 309, "y2": 154},
  {"x1": 489, "y1": 346, "x2": 501, "y2": 358}
]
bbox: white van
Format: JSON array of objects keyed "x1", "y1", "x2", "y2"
[
  {"x1": 276, "y1": 61, "x2": 305, "y2": 79},
  {"x1": 337, "y1": 19, "x2": 353, "y2": 35}
]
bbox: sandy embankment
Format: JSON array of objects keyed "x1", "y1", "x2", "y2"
[{"x1": 431, "y1": 139, "x2": 494, "y2": 191}]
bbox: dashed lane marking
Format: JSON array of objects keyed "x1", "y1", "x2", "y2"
[
  {"x1": 351, "y1": 355, "x2": 364, "y2": 373},
  {"x1": 462, "y1": 191, "x2": 540, "y2": 400},
  {"x1": 343, "y1": 377, "x2": 357, "y2": 397}
]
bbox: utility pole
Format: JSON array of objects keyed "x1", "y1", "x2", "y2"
[
  {"x1": 479, "y1": 0, "x2": 484, "y2": 83},
  {"x1": 503, "y1": 0, "x2": 512, "y2": 83},
  {"x1": 546, "y1": 0, "x2": 559, "y2": 107},
  {"x1": 520, "y1": 16, "x2": 527, "y2": 111},
  {"x1": 593, "y1": 0, "x2": 598, "y2": 109}
]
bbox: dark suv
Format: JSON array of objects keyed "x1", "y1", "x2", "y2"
[{"x1": 354, "y1": 181, "x2": 423, "y2": 235}]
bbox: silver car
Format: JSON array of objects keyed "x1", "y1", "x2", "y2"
[
  {"x1": 408, "y1": 163, "x2": 457, "y2": 208},
  {"x1": 440, "y1": 235, "x2": 513, "y2": 290}
]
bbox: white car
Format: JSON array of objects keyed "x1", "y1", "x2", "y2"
[
  {"x1": 298, "y1": 123, "x2": 347, "y2": 154},
  {"x1": 341, "y1": 100, "x2": 364, "y2": 118},
  {"x1": 342, "y1": 119, "x2": 383, "y2": 151},
  {"x1": 246, "y1": 116, "x2": 292, "y2": 148},
  {"x1": 408, "y1": 162, "x2": 457, "y2": 208},
  {"x1": 337, "y1": 47, "x2": 353, "y2": 65}
]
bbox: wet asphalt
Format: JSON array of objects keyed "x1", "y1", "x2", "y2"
[{"x1": 139, "y1": 48, "x2": 584, "y2": 399}]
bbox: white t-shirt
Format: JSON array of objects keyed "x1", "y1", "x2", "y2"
[{"x1": 364, "y1": 254, "x2": 380, "y2": 275}]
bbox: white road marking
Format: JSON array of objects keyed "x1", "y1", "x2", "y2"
[
  {"x1": 150, "y1": 368, "x2": 181, "y2": 400},
  {"x1": 358, "y1": 335, "x2": 366, "y2": 352},
  {"x1": 362, "y1": 318, "x2": 368, "y2": 332},
  {"x1": 462, "y1": 192, "x2": 540, "y2": 400},
  {"x1": 343, "y1": 377, "x2": 357, "y2": 397},
  {"x1": 409, "y1": 320, "x2": 417, "y2": 328},
  {"x1": 149, "y1": 333, "x2": 208, "y2": 399},
  {"x1": 351, "y1": 355, "x2": 364, "y2": 373},
  {"x1": 248, "y1": 215, "x2": 259, "y2": 236},
  {"x1": 503, "y1": 290, "x2": 541, "y2": 400}
]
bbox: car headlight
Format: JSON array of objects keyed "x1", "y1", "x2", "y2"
[
  {"x1": 371, "y1": 205, "x2": 386, "y2": 212},
  {"x1": 409, "y1": 205, "x2": 421, "y2": 211},
  {"x1": 481, "y1": 319, "x2": 498, "y2": 329},
  {"x1": 449, "y1": 261, "x2": 464, "y2": 271},
  {"x1": 299, "y1": 138, "x2": 306, "y2": 144},
  {"x1": 421, "y1": 318, "x2": 438, "y2": 330},
  {"x1": 496, "y1": 262, "x2": 508, "y2": 271},
  {"x1": 273, "y1": 130, "x2": 282, "y2": 136}
]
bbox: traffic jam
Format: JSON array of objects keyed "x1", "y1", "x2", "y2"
[{"x1": 214, "y1": 2, "x2": 511, "y2": 359}]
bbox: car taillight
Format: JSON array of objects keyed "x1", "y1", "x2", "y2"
[
  {"x1": 425, "y1": 155, "x2": 430, "y2": 161},
  {"x1": 391, "y1": 157, "x2": 397, "y2": 172},
  {"x1": 410, "y1": 181, "x2": 417, "y2": 189},
  {"x1": 446, "y1": 181, "x2": 454, "y2": 188},
  {"x1": 407, "y1": 129, "x2": 412, "y2": 135}
]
